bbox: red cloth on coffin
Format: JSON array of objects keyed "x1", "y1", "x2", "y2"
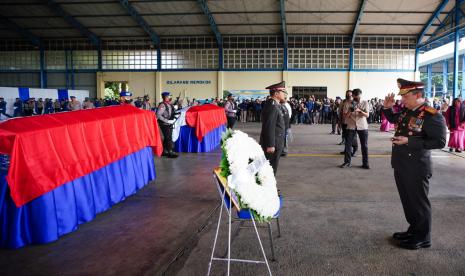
[
  {"x1": 0, "y1": 105, "x2": 163, "y2": 207},
  {"x1": 185, "y1": 104, "x2": 227, "y2": 141}
]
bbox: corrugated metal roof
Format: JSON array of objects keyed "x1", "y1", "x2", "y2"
[{"x1": 0, "y1": 0, "x2": 458, "y2": 48}]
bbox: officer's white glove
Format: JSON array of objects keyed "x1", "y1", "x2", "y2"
[
  {"x1": 232, "y1": 109, "x2": 237, "y2": 113},
  {"x1": 167, "y1": 119, "x2": 176, "y2": 124}
]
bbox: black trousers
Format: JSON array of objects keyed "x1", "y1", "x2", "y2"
[
  {"x1": 263, "y1": 146, "x2": 283, "y2": 175},
  {"x1": 0, "y1": 110, "x2": 11, "y2": 118},
  {"x1": 227, "y1": 116, "x2": 236, "y2": 129},
  {"x1": 345, "y1": 129, "x2": 368, "y2": 166},
  {"x1": 341, "y1": 123, "x2": 358, "y2": 148},
  {"x1": 159, "y1": 123, "x2": 174, "y2": 153},
  {"x1": 394, "y1": 170, "x2": 432, "y2": 241}
]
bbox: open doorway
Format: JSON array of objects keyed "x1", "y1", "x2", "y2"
[{"x1": 104, "y1": 82, "x2": 129, "y2": 99}]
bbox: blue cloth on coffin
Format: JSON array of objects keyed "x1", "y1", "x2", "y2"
[
  {"x1": 236, "y1": 196, "x2": 282, "y2": 219},
  {"x1": 174, "y1": 125, "x2": 226, "y2": 153},
  {"x1": 0, "y1": 147, "x2": 156, "y2": 249}
]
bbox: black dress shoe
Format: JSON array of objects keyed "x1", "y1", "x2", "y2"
[
  {"x1": 339, "y1": 162, "x2": 351, "y2": 168},
  {"x1": 339, "y1": 151, "x2": 345, "y2": 155},
  {"x1": 167, "y1": 152, "x2": 178, "y2": 158},
  {"x1": 392, "y1": 231, "x2": 414, "y2": 241},
  {"x1": 361, "y1": 165, "x2": 370, "y2": 169},
  {"x1": 399, "y1": 239, "x2": 431, "y2": 250},
  {"x1": 351, "y1": 152, "x2": 357, "y2": 157},
  {"x1": 281, "y1": 152, "x2": 287, "y2": 157}
]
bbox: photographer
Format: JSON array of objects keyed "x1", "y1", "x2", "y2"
[{"x1": 340, "y1": 88, "x2": 370, "y2": 169}]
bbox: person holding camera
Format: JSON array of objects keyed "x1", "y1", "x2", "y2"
[
  {"x1": 382, "y1": 79, "x2": 446, "y2": 250},
  {"x1": 340, "y1": 88, "x2": 369, "y2": 169}
]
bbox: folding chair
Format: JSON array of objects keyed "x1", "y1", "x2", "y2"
[{"x1": 207, "y1": 168, "x2": 282, "y2": 276}]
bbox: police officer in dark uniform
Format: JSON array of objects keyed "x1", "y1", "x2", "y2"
[
  {"x1": 156, "y1": 92, "x2": 178, "y2": 158},
  {"x1": 260, "y1": 81, "x2": 286, "y2": 175},
  {"x1": 0, "y1": 97, "x2": 11, "y2": 118},
  {"x1": 382, "y1": 78, "x2": 446, "y2": 250}
]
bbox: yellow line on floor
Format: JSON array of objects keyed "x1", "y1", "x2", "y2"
[
  {"x1": 287, "y1": 153, "x2": 460, "y2": 158},
  {"x1": 287, "y1": 153, "x2": 390, "y2": 157}
]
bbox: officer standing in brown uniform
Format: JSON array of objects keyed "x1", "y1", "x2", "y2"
[
  {"x1": 382, "y1": 78, "x2": 446, "y2": 250},
  {"x1": 260, "y1": 81, "x2": 286, "y2": 175}
]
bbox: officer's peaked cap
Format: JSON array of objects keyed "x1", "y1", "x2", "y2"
[
  {"x1": 397, "y1": 78, "x2": 425, "y2": 95},
  {"x1": 266, "y1": 81, "x2": 286, "y2": 92},
  {"x1": 161, "y1": 92, "x2": 171, "y2": 97}
]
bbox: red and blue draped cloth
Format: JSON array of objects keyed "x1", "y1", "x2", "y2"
[
  {"x1": 0, "y1": 105, "x2": 162, "y2": 207},
  {"x1": 0, "y1": 106, "x2": 163, "y2": 248},
  {"x1": 175, "y1": 104, "x2": 227, "y2": 153}
]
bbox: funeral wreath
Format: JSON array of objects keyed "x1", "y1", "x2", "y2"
[{"x1": 219, "y1": 129, "x2": 280, "y2": 222}]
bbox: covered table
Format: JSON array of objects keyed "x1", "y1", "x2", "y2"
[
  {"x1": 0, "y1": 105, "x2": 163, "y2": 249},
  {"x1": 174, "y1": 104, "x2": 227, "y2": 153}
]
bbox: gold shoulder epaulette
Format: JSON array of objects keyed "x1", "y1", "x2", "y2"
[{"x1": 424, "y1": 106, "x2": 438, "y2": 115}]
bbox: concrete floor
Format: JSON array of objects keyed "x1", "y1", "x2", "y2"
[{"x1": 1, "y1": 122, "x2": 465, "y2": 276}]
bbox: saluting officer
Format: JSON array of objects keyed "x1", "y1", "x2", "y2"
[
  {"x1": 382, "y1": 78, "x2": 446, "y2": 250},
  {"x1": 260, "y1": 81, "x2": 286, "y2": 175},
  {"x1": 157, "y1": 92, "x2": 178, "y2": 158}
]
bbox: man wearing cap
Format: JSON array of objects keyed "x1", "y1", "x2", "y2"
[
  {"x1": 119, "y1": 91, "x2": 133, "y2": 105},
  {"x1": 382, "y1": 78, "x2": 446, "y2": 250},
  {"x1": 260, "y1": 81, "x2": 286, "y2": 175},
  {"x1": 224, "y1": 94, "x2": 237, "y2": 129},
  {"x1": 157, "y1": 92, "x2": 178, "y2": 158},
  {"x1": 13, "y1": 98, "x2": 23, "y2": 117},
  {"x1": 23, "y1": 98, "x2": 35, "y2": 116}
]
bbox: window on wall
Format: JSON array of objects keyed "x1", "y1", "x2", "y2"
[
  {"x1": 161, "y1": 49, "x2": 218, "y2": 69},
  {"x1": 353, "y1": 49, "x2": 415, "y2": 70},
  {"x1": 288, "y1": 48, "x2": 349, "y2": 69},
  {"x1": 102, "y1": 50, "x2": 158, "y2": 70},
  {"x1": 73, "y1": 50, "x2": 98, "y2": 70},
  {"x1": 0, "y1": 51, "x2": 40, "y2": 70},
  {"x1": 223, "y1": 36, "x2": 283, "y2": 49},
  {"x1": 45, "y1": 51, "x2": 66, "y2": 70},
  {"x1": 223, "y1": 49, "x2": 283, "y2": 69}
]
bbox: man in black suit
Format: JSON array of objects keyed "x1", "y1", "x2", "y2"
[
  {"x1": 260, "y1": 81, "x2": 286, "y2": 175},
  {"x1": 382, "y1": 78, "x2": 446, "y2": 250}
]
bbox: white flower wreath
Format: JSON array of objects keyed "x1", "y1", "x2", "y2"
[{"x1": 221, "y1": 130, "x2": 280, "y2": 221}]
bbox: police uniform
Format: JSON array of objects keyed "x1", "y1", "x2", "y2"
[
  {"x1": 157, "y1": 92, "x2": 178, "y2": 158},
  {"x1": 280, "y1": 102, "x2": 290, "y2": 156},
  {"x1": 23, "y1": 99, "x2": 35, "y2": 116},
  {"x1": 0, "y1": 97, "x2": 11, "y2": 118},
  {"x1": 382, "y1": 78, "x2": 447, "y2": 249},
  {"x1": 260, "y1": 81, "x2": 286, "y2": 175},
  {"x1": 119, "y1": 91, "x2": 134, "y2": 105},
  {"x1": 224, "y1": 95, "x2": 237, "y2": 129}
]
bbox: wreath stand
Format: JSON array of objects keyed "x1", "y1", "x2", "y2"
[{"x1": 207, "y1": 168, "x2": 277, "y2": 276}]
